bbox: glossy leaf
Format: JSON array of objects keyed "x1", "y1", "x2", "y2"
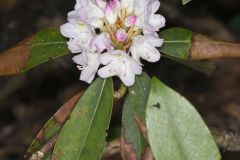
[
  {"x1": 182, "y1": 0, "x2": 191, "y2": 5},
  {"x1": 146, "y1": 77, "x2": 221, "y2": 160},
  {"x1": 0, "y1": 28, "x2": 69, "y2": 75},
  {"x1": 25, "y1": 28, "x2": 69, "y2": 71},
  {"x1": 160, "y1": 28, "x2": 216, "y2": 75},
  {"x1": 163, "y1": 54, "x2": 216, "y2": 75},
  {"x1": 121, "y1": 73, "x2": 150, "y2": 160},
  {"x1": 52, "y1": 78, "x2": 114, "y2": 160},
  {"x1": 25, "y1": 92, "x2": 83, "y2": 158},
  {"x1": 160, "y1": 27, "x2": 193, "y2": 60}
]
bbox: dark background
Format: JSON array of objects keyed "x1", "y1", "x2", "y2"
[{"x1": 0, "y1": 0, "x2": 240, "y2": 159}]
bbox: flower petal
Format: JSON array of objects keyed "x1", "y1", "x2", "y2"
[
  {"x1": 124, "y1": 16, "x2": 137, "y2": 27},
  {"x1": 121, "y1": 0, "x2": 134, "y2": 13},
  {"x1": 149, "y1": 14, "x2": 166, "y2": 31},
  {"x1": 98, "y1": 63, "x2": 117, "y2": 78},
  {"x1": 72, "y1": 53, "x2": 88, "y2": 66},
  {"x1": 72, "y1": 0, "x2": 104, "y2": 28},
  {"x1": 131, "y1": 35, "x2": 162, "y2": 63},
  {"x1": 96, "y1": 0, "x2": 107, "y2": 10},
  {"x1": 60, "y1": 23, "x2": 82, "y2": 38},
  {"x1": 119, "y1": 69, "x2": 135, "y2": 86},
  {"x1": 99, "y1": 52, "x2": 116, "y2": 65},
  {"x1": 91, "y1": 32, "x2": 113, "y2": 52},
  {"x1": 105, "y1": 0, "x2": 120, "y2": 24},
  {"x1": 73, "y1": 51, "x2": 101, "y2": 84}
]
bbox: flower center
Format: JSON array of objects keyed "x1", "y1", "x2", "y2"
[{"x1": 101, "y1": 9, "x2": 142, "y2": 52}]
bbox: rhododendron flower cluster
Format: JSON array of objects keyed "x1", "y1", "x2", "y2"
[{"x1": 60, "y1": 0, "x2": 165, "y2": 86}]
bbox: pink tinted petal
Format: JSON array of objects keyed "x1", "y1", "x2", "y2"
[
  {"x1": 116, "y1": 29, "x2": 127, "y2": 42},
  {"x1": 105, "y1": 0, "x2": 119, "y2": 24},
  {"x1": 124, "y1": 16, "x2": 137, "y2": 27}
]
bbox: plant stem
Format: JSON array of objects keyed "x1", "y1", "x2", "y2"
[{"x1": 114, "y1": 83, "x2": 127, "y2": 100}]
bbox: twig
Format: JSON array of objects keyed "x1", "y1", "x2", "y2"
[
  {"x1": 211, "y1": 127, "x2": 240, "y2": 151},
  {"x1": 29, "y1": 134, "x2": 59, "y2": 160},
  {"x1": 102, "y1": 139, "x2": 121, "y2": 159}
]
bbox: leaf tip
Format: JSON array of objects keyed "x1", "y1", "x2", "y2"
[{"x1": 182, "y1": 0, "x2": 191, "y2": 5}]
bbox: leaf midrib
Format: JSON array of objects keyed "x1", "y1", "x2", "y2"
[
  {"x1": 164, "y1": 40, "x2": 191, "y2": 43},
  {"x1": 76, "y1": 79, "x2": 107, "y2": 159},
  {"x1": 30, "y1": 41, "x2": 66, "y2": 48}
]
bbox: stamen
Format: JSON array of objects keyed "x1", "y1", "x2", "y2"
[{"x1": 77, "y1": 65, "x2": 85, "y2": 71}]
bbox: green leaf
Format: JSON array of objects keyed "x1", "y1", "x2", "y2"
[
  {"x1": 53, "y1": 78, "x2": 113, "y2": 160},
  {"x1": 146, "y1": 77, "x2": 221, "y2": 160},
  {"x1": 0, "y1": 28, "x2": 68, "y2": 75},
  {"x1": 163, "y1": 54, "x2": 216, "y2": 76},
  {"x1": 182, "y1": 0, "x2": 191, "y2": 5},
  {"x1": 160, "y1": 28, "x2": 216, "y2": 75},
  {"x1": 160, "y1": 27, "x2": 193, "y2": 60},
  {"x1": 24, "y1": 28, "x2": 69, "y2": 71},
  {"x1": 121, "y1": 73, "x2": 150, "y2": 159}
]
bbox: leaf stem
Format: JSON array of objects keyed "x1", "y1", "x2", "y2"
[{"x1": 114, "y1": 83, "x2": 127, "y2": 100}]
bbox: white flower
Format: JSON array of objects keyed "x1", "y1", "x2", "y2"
[
  {"x1": 91, "y1": 32, "x2": 114, "y2": 52},
  {"x1": 96, "y1": 0, "x2": 107, "y2": 10},
  {"x1": 124, "y1": 0, "x2": 166, "y2": 34},
  {"x1": 60, "y1": 22, "x2": 94, "y2": 53},
  {"x1": 130, "y1": 35, "x2": 163, "y2": 64},
  {"x1": 104, "y1": 0, "x2": 120, "y2": 24},
  {"x1": 98, "y1": 50, "x2": 142, "y2": 86},
  {"x1": 121, "y1": 0, "x2": 134, "y2": 13},
  {"x1": 60, "y1": 0, "x2": 166, "y2": 86},
  {"x1": 69, "y1": 0, "x2": 105, "y2": 28},
  {"x1": 73, "y1": 51, "x2": 101, "y2": 83},
  {"x1": 147, "y1": 0, "x2": 166, "y2": 32}
]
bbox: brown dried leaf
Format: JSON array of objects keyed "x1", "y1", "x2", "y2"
[
  {"x1": 25, "y1": 92, "x2": 83, "y2": 158},
  {"x1": 134, "y1": 116, "x2": 149, "y2": 144},
  {"x1": 0, "y1": 36, "x2": 33, "y2": 75},
  {"x1": 35, "y1": 92, "x2": 82, "y2": 143},
  {"x1": 141, "y1": 147, "x2": 154, "y2": 160},
  {"x1": 120, "y1": 129, "x2": 137, "y2": 160},
  {"x1": 190, "y1": 34, "x2": 240, "y2": 60}
]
